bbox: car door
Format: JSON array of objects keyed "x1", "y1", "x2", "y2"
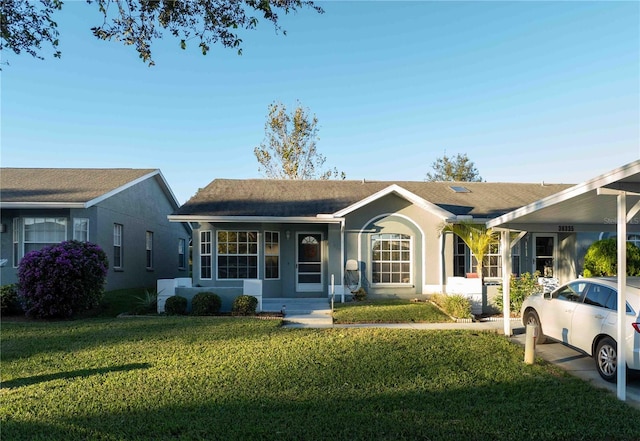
[
  {"x1": 569, "y1": 282, "x2": 614, "y2": 355},
  {"x1": 543, "y1": 281, "x2": 588, "y2": 343}
]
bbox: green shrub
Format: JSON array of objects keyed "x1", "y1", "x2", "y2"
[
  {"x1": 351, "y1": 287, "x2": 367, "y2": 301},
  {"x1": 191, "y1": 292, "x2": 222, "y2": 316},
  {"x1": 583, "y1": 238, "x2": 640, "y2": 277},
  {"x1": 430, "y1": 293, "x2": 471, "y2": 319},
  {"x1": 443, "y1": 294, "x2": 472, "y2": 319},
  {"x1": 133, "y1": 290, "x2": 157, "y2": 315},
  {"x1": 164, "y1": 295, "x2": 187, "y2": 315},
  {"x1": 232, "y1": 295, "x2": 258, "y2": 316},
  {"x1": 496, "y1": 272, "x2": 542, "y2": 314},
  {"x1": 1, "y1": 284, "x2": 23, "y2": 316}
]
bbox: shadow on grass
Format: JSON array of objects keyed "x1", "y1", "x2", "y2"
[
  {"x1": 2, "y1": 377, "x2": 639, "y2": 441},
  {"x1": 1, "y1": 317, "x2": 283, "y2": 362},
  {"x1": 0, "y1": 362, "x2": 152, "y2": 389}
]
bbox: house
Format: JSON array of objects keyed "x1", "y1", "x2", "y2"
[
  {"x1": 168, "y1": 178, "x2": 591, "y2": 311},
  {"x1": 1, "y1": 168, "x2": 191, "y2": 291}
]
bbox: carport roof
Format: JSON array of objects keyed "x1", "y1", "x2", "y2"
[{"x1": 486, "y1": 160, "x2": 640, "y2": 232}]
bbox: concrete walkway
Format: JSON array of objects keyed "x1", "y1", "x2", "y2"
[{"x1": 262, "y1": 297, "x2": 640, "y2": 409}]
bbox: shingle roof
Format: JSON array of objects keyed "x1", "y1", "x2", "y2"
[
  {"x1": 175, "y1": 179, "x2": 574, "y2": 218},
  {"x1": 0, "y1": 168, "x2": 158, "y2": 204}
]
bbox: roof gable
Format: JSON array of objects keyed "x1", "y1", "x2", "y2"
[
  {"x1": 0, "y1": 168, "x2": 180, "y2": 210},
  {"x1": 332, "y1": 184, "x2": 454, "y2": 219}
]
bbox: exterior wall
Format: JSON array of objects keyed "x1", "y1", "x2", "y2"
[
  {"x1": 94, "y1": 177, "x2": 190, "y2": 291},
  {"x1": 0, "y1": 177, "x2": 189, "y2": 292},
  {"x1": 342, "y1": 194, "x2": 444, "y2": 299}
]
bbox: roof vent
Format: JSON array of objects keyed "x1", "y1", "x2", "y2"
[{"x1": 449, "y1": 185, "x2": 470, "y2": 193}]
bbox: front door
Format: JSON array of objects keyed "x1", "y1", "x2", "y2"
[
  {"x1": 533, "y1": 234, "x2": 557, "y2": 277},
  {"x1": 296, "y1": 233, "x2": 323, "y2": 292}
]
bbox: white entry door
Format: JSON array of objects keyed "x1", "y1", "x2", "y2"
[{"x1": 296, "y1": 233, "x2": 323, "y2": 292}]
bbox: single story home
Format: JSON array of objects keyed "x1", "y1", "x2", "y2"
[
  {"x1": 1, "y1": 168, "x2": 191, "y2": 291},
  {"x1": 168, "y1": 178, "x2": 599, "y2": 311}
]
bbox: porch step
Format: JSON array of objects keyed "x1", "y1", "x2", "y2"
[
  {"x1": 263, "y1": 298, "x2": 333, "y2": 328},
  {"x1": 283, "y1": 312, "x2": 333, "y2": 328}
]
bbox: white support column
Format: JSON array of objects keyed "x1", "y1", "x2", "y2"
[
  {"x1": 616, "y1": 192, "x2": 627, "y2": 400},
  {"x1": 501, "y1": 230, "x2": 512, "y2": 337}
]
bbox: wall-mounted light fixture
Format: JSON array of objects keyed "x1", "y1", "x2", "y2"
[{"x1": 285, "y1": 230, "x2": 291, "y2": 240}]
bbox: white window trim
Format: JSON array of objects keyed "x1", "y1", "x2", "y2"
[
  {"x1": 23, "y1": 217, "x2": 67, "y2": 255},
  {"x1": 215, "y1": 230, "x2": 259, "y2": 280},
  {"x1": 200, "y1": 230, "x2": 212, "y2": 280},
  {"x1": 113, "y1": 223, "x2": 123, "y2": 269},
  {"x1": 370, "y1": 233, "x2": 413, "y2": 286},
  {"x1": 472, "y1": 242, "x2": 502, "y2": 280},
  {"x1": 178, "y1": 238, "x2": 186, "y2": 270},
  {"x1": 12, "y1": 218, "x2": 20, "y2": 268},
  {"x1": 73, "y1": 218, "x2": 90, "y2": 242},
  {"x1": 264, "y1": 231, "x2": 280, "y2": 280},
  {"x1": 146, "y1": 231, "x2": 154, "y2": 270},
  {"x1": 532, "y1": 233, "x2": 557, "y2": 277}
]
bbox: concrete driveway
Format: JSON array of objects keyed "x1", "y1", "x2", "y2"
[{"x1": 510, "y1": 331, "x2": 640, "y2": 410}]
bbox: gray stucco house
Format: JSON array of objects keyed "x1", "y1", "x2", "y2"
[
  {"x1": 168, "y1": 179, "x2": 593, "y2": 310},
  {"x1": 1, "y1": 168, "x2": 191, "y2": 291}
]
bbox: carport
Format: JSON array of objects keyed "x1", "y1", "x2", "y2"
[{"x1": 487, "y1": 160, "x2": 640, "y2": 401}]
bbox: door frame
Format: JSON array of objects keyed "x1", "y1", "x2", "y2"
[
  {"x1": 532, "y1": 234, "x2": 558, "y2": 278},
  {"x1": 295, "y1": 232, "x2": 324, "y2": 292}
]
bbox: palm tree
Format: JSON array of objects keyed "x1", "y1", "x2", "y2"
[{"x1": 440, "y1": 221, "x2": 499, "y2": 280}]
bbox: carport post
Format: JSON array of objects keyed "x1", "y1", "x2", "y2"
[
  {"x1": 616, "y1": 191, "x2": 627, "y2": 400},
  {"x1": 500, "y1": 230, "x2": 512, "y2": 337}
]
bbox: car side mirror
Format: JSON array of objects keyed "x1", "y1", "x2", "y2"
[{"x1": 543, "y1": 292, "x2": 552, "y2": 300}]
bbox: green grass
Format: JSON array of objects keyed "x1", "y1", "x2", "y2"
[
  {"x1": 2, "y1": 317, "x2": 639, "y2": 440},
  {"x1": 333, "y1": 299, "x2": 454, "y2": 324}
]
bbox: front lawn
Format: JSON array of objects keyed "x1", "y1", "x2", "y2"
[
  {"x1": 2, "y1": 317, "x2": 639, "y2": 441},
  {"x1": 333, "y1": 299, "x2": 454, "y2": 324}
]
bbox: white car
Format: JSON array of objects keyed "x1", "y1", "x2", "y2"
[{"x1": 521, "y1": 277, "x2": 640, "y2": 382}]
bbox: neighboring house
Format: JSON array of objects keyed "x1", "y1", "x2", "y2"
[
  {"x1": 1, "y1": 168, "x2": 191, "y2": 291},
  {"x1": 168, "y1": 179, "x2": 589, "y2": 310}
]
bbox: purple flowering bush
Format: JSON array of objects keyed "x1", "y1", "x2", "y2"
[{"x1": 17, "y1": 240, "x2": 109, "y2": 319}]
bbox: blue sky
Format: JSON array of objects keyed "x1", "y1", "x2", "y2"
[{"x1": 2, "y1": 1, "x2": 639, "y2": 203}]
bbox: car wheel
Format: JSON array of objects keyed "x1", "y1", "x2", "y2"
[
  {"x1": 524, "y1": 309, "x2": 547, "y2": 344},
  {"x1": 595, "y1": 337, "x2": 617, "y2": 383}
]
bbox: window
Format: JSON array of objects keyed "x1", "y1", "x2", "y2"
[
  {"x1": 371, "y1": 233, "x2": 411, "y2": 284},
  {"x1": 178, "y1": 238, "x2": 186, "y2": 270},
  {"x1": 471, "y1": 243, "x2": 502, "y2": 279},
  {"x1": 264, "y1": 232, "x2": 280, "y2": 279},
  {"x1": 12, "y1": 218, "x2": 19, "y2": 267},
  {"x1": 200, "y1": 231, "x2": 212, "y2": 279},
  {"x1": 628, "y1": 234, "x2": 640, "y2": 249},
  {"x1": 146, "y1": 231, "x2": 154, "y2": 269},
  {"x1": 24, "y1": 217, "x2": 67, "y2": 254},
  {"x1": 583, "y1": 283, "x2": 615, "y2": 309},
  {"x1": 453, "y1": 235, "x2": 467, "y2": 277},
  {"x1": 217, "y1": 231, "x2": 258, "y2": 279},
  {"x1": 113, "y1": 224, "x2": 123, "y2": 269},
  {"x1": 73, "y1": 218, "x2": 89, "y2": 242}
]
